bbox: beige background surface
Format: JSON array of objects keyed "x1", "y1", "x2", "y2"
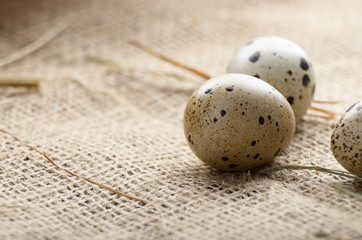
[{"x1": 0, "y1": 0, "x2": 361, "y2": 239}]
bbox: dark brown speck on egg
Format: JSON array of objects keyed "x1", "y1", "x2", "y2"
[
  {"x1": 274, "y1": 148, "x2": 281, "y2": 157},
  {"x1": 226, "y1": 86, "x2": 233, "y2": 91},
  {"x1": 302, "y1": 74, "x2": 310, "y2": 87},
  {"x1": 300, "y1": 57, "x2": 309, "y2": 70},
  {"x1": 346, "y1": 102, "x2": 358, "y2": 112},
  {"x1": 228, "y1": 164, "x2": 238, "y2": 168},
  {"x1": 205, "y1": 88, "x2": 212, "y2": 94},
  {"x1": 259, "y1": 116, "x2": 265, "y2": 125},
  {"x1": 249, "y1": 51, "x2": 260, "y2": 63},
  {"x1": 287, "y1": 96, "x2": 294, "y2": 105}
]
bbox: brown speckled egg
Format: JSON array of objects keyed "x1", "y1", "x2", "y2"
[
  {"x1": 183, "y1": 74, "x2": 296, "y2": 172},
  {"x1": 226, "y1": 36, "x2": 316, "y2": 122},
  {"x1": 331, "y1": 101, "x2": 362, "y2": 176}
]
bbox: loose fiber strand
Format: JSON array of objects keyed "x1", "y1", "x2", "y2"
[
  {"x1": 312, "y1": 100, "x2": 339, "y2": 104},
  {"x1": 0, "y1": 20, "x2": 72, "y2": 68},
  {"x1": 309, "y1": 106, "x2": 336, "y2": 117},
  {"x1": 0, "y1": 128, "x2": 147, "y2": 204},
  {"x1": 128, "y1": 40, "x2": 211, "y2": 79},
  {"x1": 0, "y1": 78, "x2": 41, "y2": 87},
  {"x1": 306, "y1": 113, "x2": 336, "y2": 120}
]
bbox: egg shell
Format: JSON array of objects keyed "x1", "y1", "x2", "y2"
[
  {"x1": 183, "y1": 74, "x2": 296, "y2": 172},
  {"x1": 331, "y1": 101, "x2": 362, "y2": 176},
  {"x1": 226, "y1": 36, "x2": 316, "y2": 122}
]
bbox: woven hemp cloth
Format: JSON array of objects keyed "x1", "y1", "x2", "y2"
[{"x1": 0, "y1": 0, "x2": 361, "y2": 239}]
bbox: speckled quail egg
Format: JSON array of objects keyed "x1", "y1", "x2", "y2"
[
  {"x1": 226, "y1": 36, "x2": 316, "y2": 122},
  {"x1": 183, "y1": 73, "x2": 296, "y2": 172},
  {"x1": 331, "y1": 101, "x2": 362, "y2": 176}
]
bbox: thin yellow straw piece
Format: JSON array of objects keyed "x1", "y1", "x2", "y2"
[
  {"x1": 0, "y1": 128, "x2": 147, "y2": 204},
  {"x1": 0, "y1": 78, "x2": 41, "y2": 87},
  {"x1": 128, "y1": 40, "x2": 211, "y2": 80}
]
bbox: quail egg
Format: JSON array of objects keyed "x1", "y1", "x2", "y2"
[
  {"x1": 331, "y1": 101, "x2": 362, "y2": 176},
  {"x1": 226, "y1": 36, "x2": 316, "y2": 122},
  {"x1": 183, "y1": 73, "x2": 296, "y2": 171}
]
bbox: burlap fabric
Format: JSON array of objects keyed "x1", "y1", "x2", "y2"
[{"x1": 0, "y1": 0, "x2": 361, "y2": 239}]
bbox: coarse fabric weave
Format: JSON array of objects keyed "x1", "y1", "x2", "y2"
[{"x1": 0, "y1": 0, "x2": 361, "y2": 239}]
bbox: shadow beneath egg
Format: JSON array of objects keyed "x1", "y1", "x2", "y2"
[
  {"x1": 295, "y1": 117, "x2": 335, "y2": 136},
  {"x1": 171, "y1": 116, "x2": 344, "y2": 202},
  {"x1": 169, "y1": 162, "x2": 276, "y2": 200}
]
